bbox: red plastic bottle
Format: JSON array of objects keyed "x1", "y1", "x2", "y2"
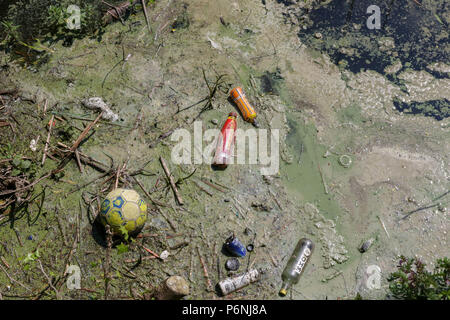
[{"x1": 212, "y1": 112, "x2": 238, "y2": 168}]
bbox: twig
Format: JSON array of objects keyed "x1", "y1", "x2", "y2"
[
  {"x1": 269, "y1": 189, "x2": 282, "y2": 210},
  {"x1": 124, "y1": 256, "x2": 156, "y2": 263},
  {"x1": 317, "y1": 163, "x2": 329, "y2": 194},
  {"x1": 114, "y1": 163, "x2": 122, "y2": 189},
  {"x1": 139, "y1": 243, "x2": 161, "y2": 259},
  {"x1": 66, "y1": 172, "x2": 110, "y2": 196},
  {"x1": 42, "y1": 115, "x2": 54, "y2": 165},
  {"x1": 102, "y1": 0, "x2": 129, "y2": 24},
  {"x1": 159, "y1": 207, "x2": 177, "y2": 232},
  {"x1": 141, "y1": 0, "x2": 152, "y2": 34},
  {"x1": 267, "y1": 251, "x2": 278, "y2": 267},
  {"x1": 56, "y1": 143, "x2": 109, "y2": 173},
  {"x1": 62, "y1": 232, "x2": 79, "y2": 281},
  {"x1": 189, "y1": 254, "x2": 194, "y2": 282},
  {"x1": 160, "y1": 156, "x2": 184, "y2": 205},
  {"x1": 217, "y1": 256, "x2": 221, "y2": 281},
  {"x1": 43, "y1": 99, "x2": 48, "y2": 115},
  {"x1": 400, "y1": 200, "x2": 446, "y2": 221},
  {"x1": 207, "y1": 178, "x2": 231, "y2": 191},
  {"x1": 132, "y1": 176, "x2": 168, "y2": 207},
  {"x1": 0, "y1": 263, "x2": 31, "y2": 292},
  {"x1": 169, "y1": 241, "x2": 189, "y2": 250},
  {"x1": 37, "y1": 259, "x2": 61, "y2": 299},
  {"x1": 55, "y1": 207, "x2": 69, "y2": 247},
  {"x1": 54, "y1": 112, "x2": 103, "y2": 174},
  {"x1": 51, "y1": 111, "x2": 129, "y2": 127},
  {"x1": 74, "y1": 149, "x2": 83, "y2": 173},
  {"x1": 104, "y1": 225, "x2": 113, "y2": 300},
  {"x1": 196, "y1": 246, "x2": 213, "y2": 292},
  {"x1": 70, "y1": 112, "x2": 103, "y2": 153},
  {"x1": 149, "y1": 129, "x2": 175, "y2": 148},
  {"x1": 0, "y1": 172, "x2": 53, "y2": 197},
  {"x1": 201, "y1": 179, "x2": 226, "y2": 193},
  {"x1": 0, "y1": 256, "x2": 10, "y2": 269},
  {"x1": 13, "y1": 228, "x2": 23, "y2": 247},
  {"x1": 378, "y1": 216, "x2": 390, "y2": 238},
  {"x1": 193, "y1": 180, "x2": 213, "y2": 196}
]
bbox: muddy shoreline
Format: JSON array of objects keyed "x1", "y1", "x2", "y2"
[{"x1": 0, "y1": 0, "x2": 448, "y2": 300}]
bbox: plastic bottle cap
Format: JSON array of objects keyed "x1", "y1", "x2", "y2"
[{"x1": 279, "y1": 288, "x2": 287, "y2": 296}]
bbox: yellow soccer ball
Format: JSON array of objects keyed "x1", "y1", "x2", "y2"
[{"x1": 99, "y1": 188, "x2": 147, "y2": 237}]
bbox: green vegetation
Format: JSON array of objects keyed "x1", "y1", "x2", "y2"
[
  {"x1": 11, "y1": 156, "x2": 36, "y2": 177},
  {"x1": 388, "y1": 256, "x2": 450, "y2": 300}
]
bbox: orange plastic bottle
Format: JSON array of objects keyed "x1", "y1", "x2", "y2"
[{"x1": 230, "y1": 87, "x2": 259, "y2": 127}]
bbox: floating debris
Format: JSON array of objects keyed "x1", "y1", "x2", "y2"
[
  {"x1": 338, "y1": 155, "x2": 352, "y2": 168},
  {"x1": 321, "y1": 270, "x2": 343, "y2": 283},
  {"x1": 82, "y1": 97, "x2": 119, "y2": 122},
  {"x1": 29, "y1": 136, "x2": 39, "y2": 152},
  {"x1": 206, "y1": 34, "x2": 222, "y2": 51}
]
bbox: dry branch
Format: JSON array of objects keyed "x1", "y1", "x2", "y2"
[{"x1": 159, "y1": 156, "x2": 183, "y2": 205}]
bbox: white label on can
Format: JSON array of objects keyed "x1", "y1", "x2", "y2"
[
  {"x1": 294, "y1": 248, "x2": 311, "y2": 275},
  {"x1": 219, "y1": 269, "x2": 259, "y2": 295}
]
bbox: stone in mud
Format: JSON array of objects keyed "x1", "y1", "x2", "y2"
[
  {"x1": 160, "y1": 250, "x2": 170, "y2": 260},
  {"x1": 154, "y1": 275, "x2": 190, "y2": 300},
  {"x1": 225, "y1": 258, "x2": 240, "y2": 271},
  {"x1": 358, "y1": 238, "x2": 375, "y2": 253},
  {"x1": 251, "y1": 202, "x2": 273, "y2": 212}
]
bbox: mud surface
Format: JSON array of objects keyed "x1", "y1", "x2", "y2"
[{"x1": 0, "y1": 0, "x2": 448, "y2": 300}]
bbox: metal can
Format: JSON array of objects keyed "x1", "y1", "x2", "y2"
[
  {"x1": 218, "y1": 268, "x2": 260, "y2": 296},
  {"x1": 229, "y1": 87, "x2": 259, "y2": 127},
  {"x1": 224, "y1": 234, "x2": 247, "y2": 257},
  {"x1": 279, "y1": 238, "x2": 314, "y2": 297},
  {"x1": 212, "y1": 112, "x2": 237, "y2": 168}
]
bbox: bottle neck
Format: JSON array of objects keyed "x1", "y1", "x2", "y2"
[{"x1": 279, "y1": 281, "x2": 290, "y2": 297}]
